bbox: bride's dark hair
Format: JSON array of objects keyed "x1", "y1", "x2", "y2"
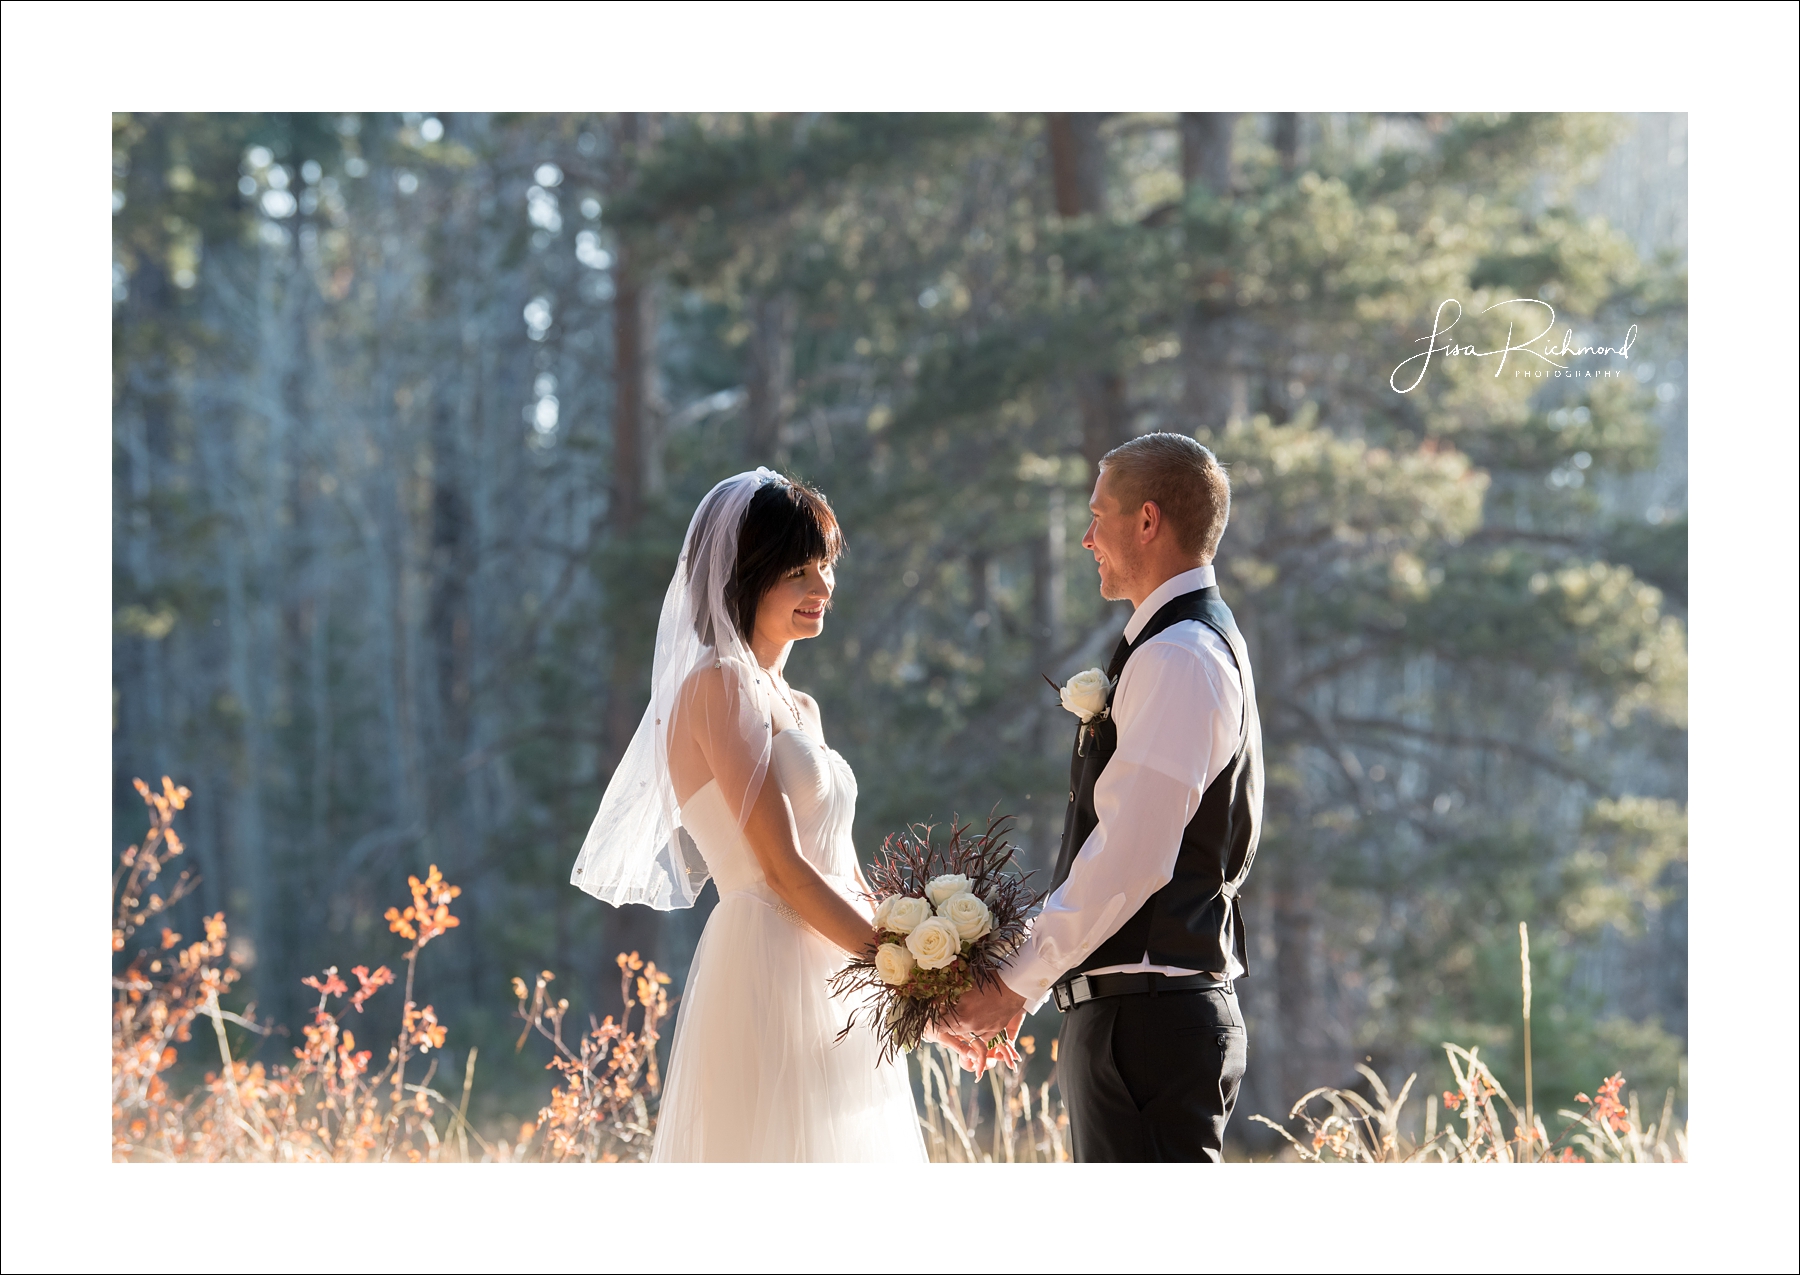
[{"x1": 723, "y1": 478, "x2": 843, "y2": 642}]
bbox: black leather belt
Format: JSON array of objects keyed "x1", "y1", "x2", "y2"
[{"x1": 1052, "y1": 970, "x2": 1233, "y2": 1012}]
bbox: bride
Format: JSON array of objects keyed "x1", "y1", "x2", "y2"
[{"x1": 571, "y1": 469, "x2": 925, "y2": 1162}]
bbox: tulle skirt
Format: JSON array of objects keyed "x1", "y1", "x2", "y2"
[{"x1": 652, "y1": 885, "x2": 925, "y2": 1162}]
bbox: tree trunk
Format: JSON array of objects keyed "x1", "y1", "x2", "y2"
[
  {"x1": 969, "y1": 548, "x2": 994, "y2": 649},
  {"x1": 428, "y1": 384, "x2": 473, "y2": 888},
  {"x1": 605, "y1": 111, "x2": 663, "y2": 978},
  {"x1": 1271, "y1": 112, "x2": 1300, "y2": 175},
  {"x1": 1271, "y1": 851, "x2": 1325, "y2": 1104},
  {"x1": 1179, "y1": 113, "x2": 1243, "y2": 432},
  {"x1": 308, "y1": 578, "x2": 332, "y2": 857},
  {"x1": 211, "y1": 423, "x2": 273, "y2": 1009},
  {"x1": 744, "y1": 291, "x2": 797, "y2": 463},
  {"x1": 612, "y1": 118, "x2": 647, "y2": 534},
  {"x1": 607, "y1": 111, "x2": 650, "y2": 763},
  {"x1": 1043, "y1": 484, "x2": 1066, "y2": 654},
  {"x1": 1047, "y1": 113, "x2": 1106, "y2": 217},
  {"x1": 1074, "y1": 369, "x2": 1130, "y2": 477},
  {"x1": 427, "y1": 394, "x2": 469, "y2": 713},
  {"x1": 1179, "y1": 113, "x2": 1237, "y2": 194},
  {"x1": 1031, "y1": 486, "x2": 1067, "y2": 755},
  {"x1": 1045, "y1": 114, "x2": 1129, "y2": 473}
]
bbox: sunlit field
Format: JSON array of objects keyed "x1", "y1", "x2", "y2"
[{"x1": 115, "y1": 779, "x2": 1681, "y2": 1163}]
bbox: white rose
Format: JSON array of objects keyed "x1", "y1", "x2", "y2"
[
  {"x1": 925, "y1": 873, "x2": 972, "y2": 908},
  {"x1": 875, "y1": 894, "x2": 933, "y2": 935},
  {"x1": 938, "y1": 890, "x2": 994, "y2": 943},
  {"x1": 873, "y1": 942, "x2": 916, "y2": 986},
  {"x1": 905, "y1": 916, "x2": 964, "y2": 970},
  {"x1": 1060, "y1": 668, "x2": 1110, "y2": 722}
]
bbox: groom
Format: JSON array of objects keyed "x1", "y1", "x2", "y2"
[{"x1": 948, "y1": 432, "x2": 1263, "y2": 1163}]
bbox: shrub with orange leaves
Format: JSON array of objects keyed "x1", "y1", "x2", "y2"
[
  {"x1": 112, "y1": 778, "x2": 686, "y2": 1164},
  {"x1": 383, "y1": 865, "x2": 461, "y2": 946},
  {"x1": 512, "y1": 952, "x2": 672, "y2": 1162},
  {"x1": 112, "y1": 779, "x2": 245, "y2": 1160},
  {"x1": 349, "y1": 964, "x2": 394, "y2": 1012},
  {"x1": 1557, "y1": 1068, "x2": 1680, "y2": 1161},
  {"x1": 112, "y1": 780, "x2": 491, "y2": 1162},
  {"x1": 1574, "y1": 1071, "x2": 1631, "y2": 1133}
]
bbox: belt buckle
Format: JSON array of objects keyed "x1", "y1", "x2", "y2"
[{"x1": 1052, "y1": 974, "x2": 1093, "y2": 1013}]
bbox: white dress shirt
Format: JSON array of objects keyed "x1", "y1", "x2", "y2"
[{"x1": 1002, "y1": 565, "x2": 1246, "y2": 1013}]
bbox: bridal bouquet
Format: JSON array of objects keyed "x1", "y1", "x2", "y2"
[{"x1": 830, "y1": 816, "x2": 1041, "y2": 1065}]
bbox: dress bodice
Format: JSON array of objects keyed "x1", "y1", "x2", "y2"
[{"x1": 680, "y1": 728, "x2": 859, "y2": 895}]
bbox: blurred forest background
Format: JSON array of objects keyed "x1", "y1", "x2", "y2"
[{"x1": 112, "y1": 111, "x2": 1687, "y2": 1148}]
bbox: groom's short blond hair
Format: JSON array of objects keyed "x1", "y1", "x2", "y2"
[{"x1": 1099, "y1": 433, "x2": 1231, "y2": 563}]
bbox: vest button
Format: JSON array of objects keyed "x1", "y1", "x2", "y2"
[{"x1": 1068, "y1": 790, "x2": 1075, "y2": 801}]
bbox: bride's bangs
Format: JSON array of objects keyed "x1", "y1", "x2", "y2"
[{"x1": 778, "y1": 479, "x2": 844, "y2": 567}]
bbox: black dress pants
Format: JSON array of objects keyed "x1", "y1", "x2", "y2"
[{"x1": 1058, "y1": 986, "x2": 1247, "y2": 1162}]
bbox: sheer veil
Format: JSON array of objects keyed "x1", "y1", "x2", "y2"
[{"x1": 571, "y1": 468, "x2": 783, "y2": 909}]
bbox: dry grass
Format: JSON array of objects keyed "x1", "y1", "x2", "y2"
[
  {"x1": 1248, "y1": 919, "x2": 1684, "y2": 1163},
  {"x1": 1251, "y1": 1043, "x2": 1685, "y2": 1163},
  {"x1": 914, "y1": 1035, "x2": 1072, "y2": 1162},
  {"x1": 113, "y1": 779, "x2": 1682, "y2": 1164}
]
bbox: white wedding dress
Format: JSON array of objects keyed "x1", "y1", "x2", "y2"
[{"x1": 651, "y1": 726, "x2": 925, "y2": 1162}]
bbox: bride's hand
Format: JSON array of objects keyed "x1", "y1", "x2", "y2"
[{"x1": 922, "y1": 1022, "x2": 989, "y2": 1073}]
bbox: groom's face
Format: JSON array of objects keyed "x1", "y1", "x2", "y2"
[{"x1": 1083, "y1": 470, "x2": 1142, "y2": 602}]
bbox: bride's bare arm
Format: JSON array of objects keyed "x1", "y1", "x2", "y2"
[
  {"x1": 741, "y1": 769, "x2": 880, "y2": 956},
  {"x1": 680, "y1": 665, "x2": 878, "y2": 957}
]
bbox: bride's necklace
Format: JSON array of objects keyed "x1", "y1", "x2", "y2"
[{"x1": 765, "y1": 669, "x2": 805, "y2": 729}]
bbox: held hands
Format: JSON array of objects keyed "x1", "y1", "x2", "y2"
[
  {"x1": 923, "y1": 1021, "x2": 1021, "y2": 1073},
  {"x1": 937, "y1": 980, "x2": 1029, "y2": 1073},
  {"x1": 922, "y1": 1021, "x2": 996, "y2": 1073}
]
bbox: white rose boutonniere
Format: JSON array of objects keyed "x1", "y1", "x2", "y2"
[
  {"x1": 904, "y1": 915, "x2": 964, "y2": 970},
  {"x1": 938, "y1": 890, "x2": 994, "y2": 942},
  {"x1": 873, "y1": 942, "x2": 916, "y2": 986},
  {"x1": 924, "y1": 873, "x2": 973, "y2": 908},
  {"x1": 1059, "y1": 668, "x2": 1110, "y2": 723},
  {"x1": 874, "y1": 894, "x2": 933, "y2": 935}
]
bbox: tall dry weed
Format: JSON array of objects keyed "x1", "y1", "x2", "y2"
[{"x1": 915, "y1": 1035, "x2": 1072, "y2": 1162}]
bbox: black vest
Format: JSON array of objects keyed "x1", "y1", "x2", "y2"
[{"x1": 1051, "y1": 586, "x2": 1263, "y2": 978}]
